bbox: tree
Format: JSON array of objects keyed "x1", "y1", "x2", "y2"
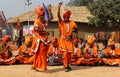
[
  {"x1": 87, "y1": 0, "x2": 120, "y2": 27},
  {"x1": 67, "y1": 0, "x2": 94, "y2": 6}
]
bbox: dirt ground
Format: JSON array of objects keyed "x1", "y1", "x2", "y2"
[
  {"x1": 0, "y1": 42, "x2": 120, "y2": 77},
  {"x1": 0, "y1": 65, "x2": 120, "y2": 77}
]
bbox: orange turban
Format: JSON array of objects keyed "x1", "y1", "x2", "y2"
[
  {"x1": 51, "y1": 37, "x2": 58, "y2": 45},
  {"x1": 73, "y1": 38, "x2": 79, "y2": 43},
  {"x1": 24, "y1": 36, "x2": 31, "y2": 45},
  {"x1": 87, "y1": 36, "x2": 96, "y2": 45},
  {"x1": 2, "y1": 35, "x2": 9, "y2": 42},
  {"x1": 108, "y1": 38, "x2": 115, "y2": 46},
  {"x1": 63, "y1": 10, "x2": 71, "y2": 18},
  {"x1": 35, "y1": 6, "x2": 45, "y2": 17}
]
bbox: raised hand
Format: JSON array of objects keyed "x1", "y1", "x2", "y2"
[{"x1": 48, "y1": 4, "x2": 51, "y2": 10}]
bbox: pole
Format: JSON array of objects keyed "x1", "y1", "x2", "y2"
[{"x1": 25, "y1": 0, "x2": 32, "y2": 34}]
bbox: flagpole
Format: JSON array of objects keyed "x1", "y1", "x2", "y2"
[{"x1": 25, "y1": 0, "x2": 32, "y2": 34}]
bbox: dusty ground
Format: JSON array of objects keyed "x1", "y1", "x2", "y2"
[
  {"x1": 0, "y1": 42, "x2": 120, "y2": 77},
  {"x1": 0, "y1": 65, "x2": 120, "y2": 77}
]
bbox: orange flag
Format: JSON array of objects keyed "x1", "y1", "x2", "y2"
[{"x1": 16, "y1": 17, "x2": 20, "y2": 30}]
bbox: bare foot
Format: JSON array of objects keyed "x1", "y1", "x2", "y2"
[{"x1": 31, "y1": 67, "x2": 36, "y2": 70}]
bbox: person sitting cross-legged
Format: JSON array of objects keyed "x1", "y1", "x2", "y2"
[
  {"x1": 82, "y1": 36, "x2": 100, "y2": 66},
  {"x1": 70, "y1": 38, "x2": 84, "y2": 65},
  {"x1": 102, "y1": 38, "x2": 120, "y2": 66},
  {"x1": 47, "y1": 37, "x2": 63, "y2": 66}
]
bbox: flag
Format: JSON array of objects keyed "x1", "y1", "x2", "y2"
[
  {"x1": 43, "y1": 3, "x2": 49, "y2": 21},
  {"x1": 0, "y1": 11, "x2": 6, "y2": 21},
  {"x1": 16, "y1": 17, "x2": 20, "y2": 30},
  {"x1": 0, "y1": 11, "x2": 6, "y2": 28},
  {"x1": 6, "y1": 23, "x2": 12, "y2": 35}
]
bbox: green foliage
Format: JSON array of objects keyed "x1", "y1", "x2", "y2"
[
  {"x1": 67, "y1": 0, "x2": 120, "y2": 27},
  {"x1": 87, "y1": 0, "x2": 120, "y2": 27},
  {"x1": 67, "y1": 0, "x2": 94, "y2": 6}
]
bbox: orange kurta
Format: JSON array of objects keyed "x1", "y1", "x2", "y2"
[
  {"x1": 82, "y1": 46, "x2": 100, "y2": 65},
  {"x1": 19, "y1": 45, "x2": 26, "y2": 54},
  {"x1": 16, "y1": 44, "x2": 33, "y2": 64},
  {"x1": 58, "y1": 21, "x2": 78, "y2": 52},
  {"x1": 58, "y1": 20, "x2": 78, "y2": 68},
  {"x1": 71, "y1": 48, "x2": 84, "y2": 65},
  {"x1": 102, "y1": 47, "x2": 120, "y2": 66},
  {"x1": 31, "y1": 35, "x2": 40, "y2": 52},
  {"x1": 34, "y1": 19, "x2": 46, "y2": 31}
]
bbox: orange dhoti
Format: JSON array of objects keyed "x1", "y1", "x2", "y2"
[
  {"x1": 82, "y1": 58, "x2": 100, "y2": 65},
  {"x1": 70, "y1": 47, "x2": 84, "y2": 65},
  {"x1": 32, "y1": 36, "x2": 49, "y2": 70},
  {"x1": 82, "y1": 45, "x2": 100, "y2": 65},
  {"x1": 59, "y1": 36, "x2": 73, "y2": 68},
  {"x1": 102, "y1": 58, "x2": 120, "y2": 66},
  {"x1": 3, "y1": 57, "x2": 16, "y2": 65},
  {"x1": 33, "y1": 43, "x2": 48, "y2": 70},
  {"x1": 102, "y1": 47, "x2": 120, "y2": 66}
]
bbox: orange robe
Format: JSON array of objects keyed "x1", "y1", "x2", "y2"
[
  {"x1": 71, "y1": 48, "x2": 84, "y2": 65},
  {"x1": 3, "y1": 57, "x2": 16, "y2": 65},
  {"x1": 2, "y1": 45, "x2": 12, "y2": 60},
  {"x1": 0, "y1": 53, "x2": 16, "y2": 65},
  {"x1": 34, "y1": 19, "x2": 47, "y2": 31},
  {"x1": 32, "y1": 36, "x2": 49, "y2": 70},
  {"x1": 26, "y1": 55, "x2": 35, "y2": 64},
  {"x1": 0, "y1": 44, "x2": 15, "y2": 65},
  {"x1": 82, "y1": 46, "x2": 100, "y2": 65},
  {"x1": 58, "y1": 20, "x2": 78, "y2": 68},
  {"x1": 102, "y1": 47, "x2": 120, "y2": 66},
  {"x1": 0, "y1": 54, "x2": 4, "y2": 64},
  {"x1": 16, "y1": 45, "x2": 33, "y2": 64},
  {"x1": 32, "y1": 19, "x2": 50, "y2": 70}
]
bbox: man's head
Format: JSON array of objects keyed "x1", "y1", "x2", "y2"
[
  {"x1": 87, "y1": 35, "x2": 96, "y2": 46},
  {"x1": 35, "y1": 6, "x2": 45, "y2": 20},
  {"x1": 63, "y1": 10, "x2": 71, "y2": 22},
  {"x1": 2, "y1": 35, "x2": 10, "y2": 43},
  {"x1": 73, "y1": 38, "x2": 79, "y2": 48},
  {"x1": 108, "y1": 38, "x2": 115, "y2": 49},
  {"x1": 24, "y1": 35, "x2": 33, "y2": 47}
]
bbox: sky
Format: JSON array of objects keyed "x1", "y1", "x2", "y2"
[{"x1": 0, "y1": 0, "x2": 70, "y2": 19}]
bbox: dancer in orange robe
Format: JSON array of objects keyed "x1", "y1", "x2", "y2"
[
  {"x1": 70, "y1": 38, "x2": 84, "y2": 65},
  {"x1": 82, "y1": 36, "x2": 100, "y2": 65},
  {"x1": 57, "y1": 2, "x2": 78, "y2": 72},
  {"x1": 102, "y1": 38, "x2": 120, "y2": 66},
  {"x1": 31, "y1": 5, "x2": 53, "y2": 73}
]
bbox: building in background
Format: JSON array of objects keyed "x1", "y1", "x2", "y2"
[{"x1": 7, "y1": 6, "x2": 120, "y2": 42}]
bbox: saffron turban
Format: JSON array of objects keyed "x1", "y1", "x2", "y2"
[
  {"x1": 73, "y1": 38, "x2": 79, "y2": 43},
  {"x1": 108, "y1": 38, "x2": 115, "y2": 46},
  {"x1": 63, "y1": 10, "x2": 71, "y2": 18},
  {"x1": 2, "y1": 35, "x2": 9, "y2": 42},
  {"x1": 35, "y1": 6, "x2": 45, "y2": 17},
  {"x1": 87, "y1": 36, "x2": 96, "y2": 45}
]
